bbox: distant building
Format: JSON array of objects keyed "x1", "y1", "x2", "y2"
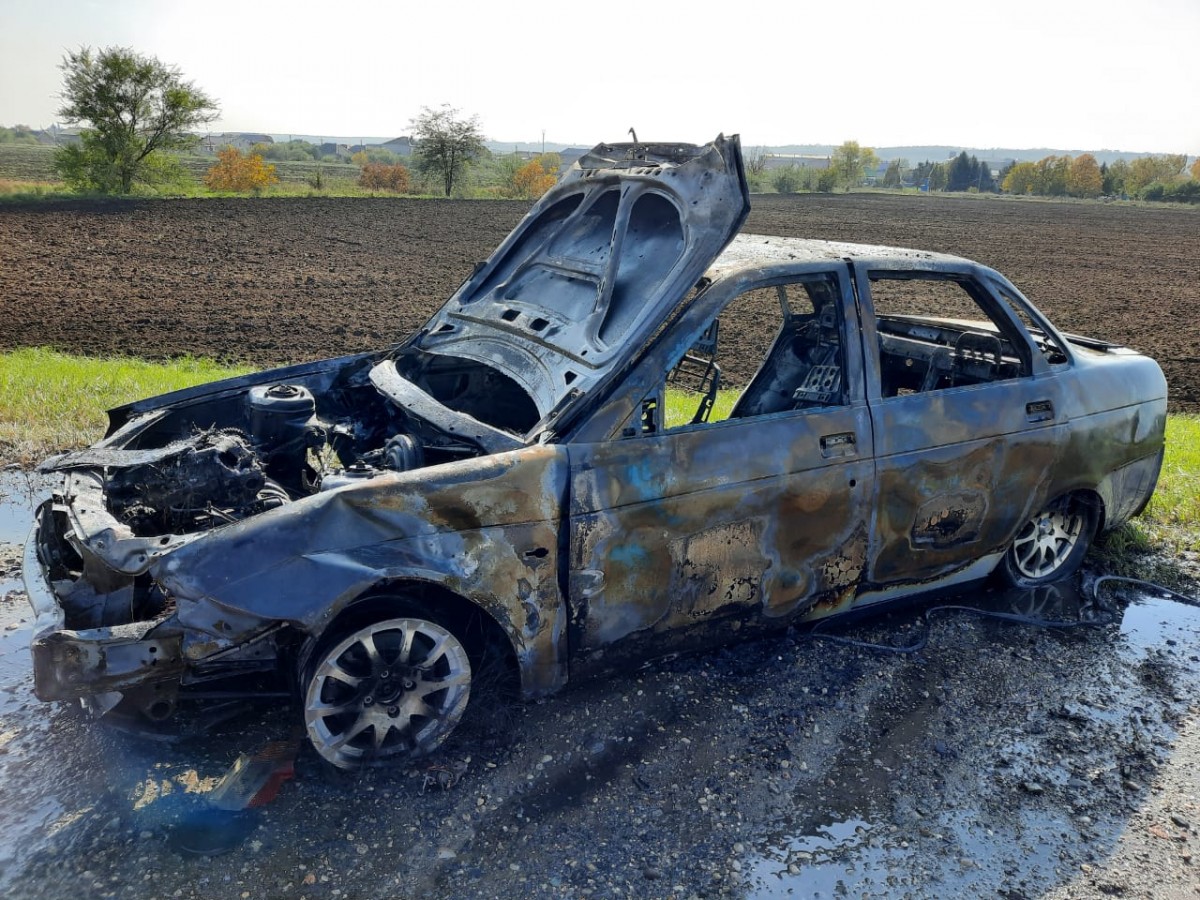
[
  {"x1": 380, "y1": 137, "x2": 413, "y2": 157},
  {"x1": 196, "y1": 133, "x2": 275, "y2": 154},
  {"x1": 763, "y1": 154, "x2": 831, "y2": 171},
  {"x1": 33, "y1": 127, "x2": 81, "y2": 146},
  {"x1": 317, "y1": 142, "x2": 351, "y2": 159}
]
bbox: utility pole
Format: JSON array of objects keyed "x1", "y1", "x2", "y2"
[{"x1": 542, "y1": 129, "x2": 545, "y2": 156}]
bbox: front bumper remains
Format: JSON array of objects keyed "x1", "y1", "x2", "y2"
[{"x1": 24, "y1": 522, "x2": 184, "y2": 702}]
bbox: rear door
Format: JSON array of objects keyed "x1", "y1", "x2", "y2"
[{"x1": 856, "y1": 264, "x2": 1069, "y2": 592}]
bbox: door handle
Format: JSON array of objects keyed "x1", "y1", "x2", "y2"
[
  {"x1": 1026, "y1": 399, "x2": 1054, "y2": 423},
  {"x1": 820, "y1": 432, "x2": 857, "y2": 458}
]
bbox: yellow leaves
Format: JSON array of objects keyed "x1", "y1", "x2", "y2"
[
  {"x1": 204, "y1": 147, "x2": 279, "y2": 193},
  {"x1": 511, "y1": 160, "x2": 556, "y2": 200},
  {"x1": 1001, "y1": 162, "x2": 1038, "y2": 195},
  {"x1": 1067, "y1": 153, "x2": 1103, "y2": 199},
  {"x1": 357, "y1": 162, "x2": 411, "y2": 193}
]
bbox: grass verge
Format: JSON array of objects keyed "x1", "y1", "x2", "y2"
[{"x1": 0, "y1": 348, "x2": 254, "y2": 466}]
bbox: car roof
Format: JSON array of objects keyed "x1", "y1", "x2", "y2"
[{"x1": 704, "y1": 233, "x2": 976, "y2": 280}]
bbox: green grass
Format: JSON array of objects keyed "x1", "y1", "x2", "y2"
[
  {"x1": 0, "y1": 348, "x2": 254, "y2": 466},
  {"x1": 1101, "y1": 415, "x2": 1200, "y2": 568},
  {"x1": 664, "y1": 388, "x2": 739, "y2": 428}
]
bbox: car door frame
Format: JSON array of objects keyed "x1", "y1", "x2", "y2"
[
  {"x1": 562, "y1": 260, "x2": 876, "y2": 675},
  {"x1": 849, "y1": 257, "x2": 1072, "y2": 604}
]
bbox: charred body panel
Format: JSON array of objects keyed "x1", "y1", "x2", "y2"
[{"x1": 24, "y1": 135, "x2": 1166, "y2": 766}]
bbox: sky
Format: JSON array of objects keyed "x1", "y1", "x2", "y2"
[{"x1": 2, "y1": 0, "x2": 1198, "y2": 155}]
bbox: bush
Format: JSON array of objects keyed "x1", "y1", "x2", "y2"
[
  {"x1": 772, "y1": 166, "x2": 804, "y2": 193},
  {"x1": 1142, "y1": 180, "x2": 1200, "y2": 204},
  {"x1": 204, "y1": 147, "x2": 279, "y2": 193},
  {"x1": 358, "y1": 162, "x2": 411, "y2": 193},
  {"x1": 509, "y1": 160, "x2": 556, "y2": 199}
]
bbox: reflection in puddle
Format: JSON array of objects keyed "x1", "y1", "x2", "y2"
[
  {"x1": 0, "y1": 471, "x2": 44, "y2": 545},
  {"x1": 746, "y1": 575, "x2": 1200, "y2": 899},
  {"x1": 1116, "y1": 592, "x2": 1200, "y2": 656}
]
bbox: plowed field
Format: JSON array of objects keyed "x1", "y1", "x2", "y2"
[{"x1": 2, "y1": 194, "x2": 1197, "y2": 410}]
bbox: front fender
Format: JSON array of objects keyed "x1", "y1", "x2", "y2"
[{"x1": 156, "y1": 444, "x2": 571, "y2": 696}]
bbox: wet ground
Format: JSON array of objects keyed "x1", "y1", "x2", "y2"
[{"x1": 1, "y1": 469, "x2": 1198, "y2": 899}]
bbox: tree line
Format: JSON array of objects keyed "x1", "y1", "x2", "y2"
[
  {"x1": 33, "y1": 46, "x2": 1200, "y2": 204},
  {"x1": 1000, "y1": 154, "x2": 1199, "y2": 202},
  {"x1": 42, "y1": 47, "x2": 558, "y2": 199}
]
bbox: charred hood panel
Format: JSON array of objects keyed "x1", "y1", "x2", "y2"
[{"x1": 408, "y1": 135, "x2": 750, "y2": 424}]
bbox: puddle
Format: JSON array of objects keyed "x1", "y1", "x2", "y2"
[
  {"x1": 744, "y1": 574, "x2": 1200, "y2": 899},
  {"x1": 0, "y1": 470, "x2": 44, "y2": 546},
  {"x1": 1115, "y1": 591, "x2": 1200, "y2": 658}
]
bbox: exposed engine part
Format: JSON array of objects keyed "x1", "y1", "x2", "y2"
[
  {"x1": 319, "y1": 434, "x2": 427, "y2": 493},
  {"x1": 320, "y1": 460, "x2": 384, "y2": 492},
  {"x1": 247, "y1": 383, "x2": 315, "y2": 443},
  {"x1": 106, "y1": 430, "x2": 290, "y2": 535},
  {"x1": 383, "y1": 434, "x2": 424, "y2": 472},
  {"x1": 245, "y1": 383, "x2": 324, "y2": 495}
]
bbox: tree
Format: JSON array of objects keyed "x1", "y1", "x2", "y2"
[
  {"x1": 912, "y1": 160, "x2": 949, "y2": 191},
  {"x1": 410, "y1": 104, "x2": 486, "y2": 197},
  {"x1": 772, "y1": 165, "x2": 804, "y2": 193},
  {"x1": 830, "y1": 141, "x2": 879, "y2": 190},
  {"x1": 204, "y1": 147, "x2": 279, "y2": 193},
  {"x1": 1002, "y1": 161, "x2": 1039, "y2": 195},
  {"x1": 1067, "y1": 153, "x2": 1103, "y2": 199},
  {"x1": 508, "y1": 160, "x2": 556, "y2": 199},
  {"x1": 882, "y1": 159, "x2": 905, "y2": 188},
  {"x1": 1034, "y1": 155, "x2": 1070, "y2": 196},
  {"x1": 52, "y1": 47, "x2": 218, "y2": 193},
  {"x1": 1126, "y1": 154, "x2": 1187, "y2": 195},
  {"x1": 744, "y1": 146, "x2": 770, "y2": 191},
  {"x1": 1103, "y1": 158, "x2": 1129, "y2": 195},
  {"x1": 947, "y1": 151, "x2": 975, "y2": 192},
  {"x1": 0, "y1": 125, "x2": 39, "y2": 145},
  {"x1": 1192, "y1": 158, "x2": 1200, "y2": 181},
  {"x1": 503, "y1": 153, "x2": 559, "y2": 200}
]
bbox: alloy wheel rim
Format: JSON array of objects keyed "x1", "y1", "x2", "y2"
[
  {"x1": 1011, "y1": 507, "x2": 1083, "y2": 579},
  {"x1": 305, "y1": 617, "x2": 471, "y2": 768}
]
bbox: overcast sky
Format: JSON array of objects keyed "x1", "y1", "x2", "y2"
[{"x1": 2, "y1": 0, "x2": 1197, "y2": 155}]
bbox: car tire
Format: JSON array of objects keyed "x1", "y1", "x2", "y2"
[
  {"x1": 302, "y1": 615, "x2": 472, "y2": 770},
  {"x1": 995, "y1": 495, "x2": 1099, "y2": 589}
]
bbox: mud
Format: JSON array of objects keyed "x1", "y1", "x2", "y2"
[
  {"x1": 2, "y1": 471, "x2": 1199, "y2": 899},
  {"x1": 1, "y1": 194, "x2": 1198, "y2": 410}
]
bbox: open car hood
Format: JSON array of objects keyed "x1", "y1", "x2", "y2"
[{"x1": 394, "y1": 134, "x2": 750, "y2": 432}]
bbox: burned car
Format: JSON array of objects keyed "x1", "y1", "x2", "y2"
[{"x1": 25, "y1": 135, "x2": 1166, "y2": 768}]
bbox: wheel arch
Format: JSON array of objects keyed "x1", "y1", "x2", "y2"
[
  {"x1": 993, "y1": 487, "x2": 1103, "y2": 588},
  {"x1": 296, "y1": 579, "x2": 530, "y2": 698}
]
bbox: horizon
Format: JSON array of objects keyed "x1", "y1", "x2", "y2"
[
  {"x1": 16, "y1": 125, "x2": 1186, "y2": 163},
  {"x1": 2, "y1": 0, "x2": 1198, "y2": 157}
]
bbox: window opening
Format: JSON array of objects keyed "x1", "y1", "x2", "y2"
[
  {"x1": 641, "y1": 275, "x2": 847, "y2": 434},
  {"x1": 869, "y1": 273, "x2": 1031, "y2": 397}
]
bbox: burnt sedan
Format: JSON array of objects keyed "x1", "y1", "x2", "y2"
[{"x1": 25, "y1": 135, "x2": 1165, "y2": 768}]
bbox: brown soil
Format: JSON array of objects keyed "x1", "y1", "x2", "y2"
[{"x1": 1, "y1": 194, "x2": 1198, "y2": 410}]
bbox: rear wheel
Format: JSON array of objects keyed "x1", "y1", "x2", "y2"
[
  {"x1": 303, "y1": 616, "x2": 471, "y2": 769},
  {"x1": 996, "y1": 495, "x2": 1098, "y2": 588}
]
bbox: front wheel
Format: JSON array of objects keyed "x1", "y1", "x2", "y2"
[
  {"x1": 995, "y1": 495, "x2": 1098, "y2": 588},
  {"x1": 303, "y1": 617, "x2": 472, "y2": 769}
]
